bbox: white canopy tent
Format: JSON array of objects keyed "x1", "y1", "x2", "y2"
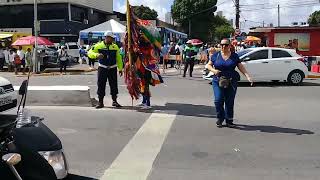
[{"x1": 79, "y1": 19, "x2": 126, "y2": 42}]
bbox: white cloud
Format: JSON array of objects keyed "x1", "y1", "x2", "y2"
[
  {"x1": 217, "y1": 0, "x2": 319, "y2": 32},
  {"x1": 114, "y1": 0, "x2": 173, "y2": 20}
]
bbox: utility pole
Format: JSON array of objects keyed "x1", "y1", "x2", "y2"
[
  {"x1": 235, "y1": 0, "x2": 240, "y2": 29},
  {"x1": 263, "y1": 21, "x2": 265, "y2": 27},
  {"x1": 277, "y1": 4, "x2": 280, "y2": 27},
  {"x1": 33, "y1": 0, "x2": 39, "y2": 73}
]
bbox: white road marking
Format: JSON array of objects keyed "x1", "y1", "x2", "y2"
[
  {"x1": 100, "y1": 113, "x2": 176, "y2": 180},
  {"x1": 14, "y1": 86, "x2": 90, "y2": 91},
  {"x1": 26, "y1": 106, "x2": 112, "y2": 111}
]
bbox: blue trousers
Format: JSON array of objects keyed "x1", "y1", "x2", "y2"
[
  {"x1": 212, "y1": 80, "x2": 238, "y2": 122},
  {"x1": 142, "y1": 95, "x2": 151, "y2": 106}
]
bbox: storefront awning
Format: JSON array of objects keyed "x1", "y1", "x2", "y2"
[{"x1": 0, "y1": 34, "x2": 13, "y2": 39}]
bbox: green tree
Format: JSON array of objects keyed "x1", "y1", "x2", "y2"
[
  {"x1": 308, "y1": 10, "x2": 320, "y2": 26},
  {"x1": 171, "y1": 0, "x2": 218, "y2": 41},
  {"x1": 214, "y1": 25, "x2": 234, "y2": 40},
  {"x1": 132, "y1": 5, "x2": 158, "y2": 20},
  {"x1": 211, "y1": 15, "x2": 234, "y2": 41}
]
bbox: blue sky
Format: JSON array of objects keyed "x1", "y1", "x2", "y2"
[{"x1": 114, "y1": 0, "x2": 320, "y2": 32}]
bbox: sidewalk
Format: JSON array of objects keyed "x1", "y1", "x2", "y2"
[
  {"x1": 43, "y1": 64, "x2": 95, "y2": 73},
  {"x1": 3, "y1": 64, "x2": 97, "y2": 77}
]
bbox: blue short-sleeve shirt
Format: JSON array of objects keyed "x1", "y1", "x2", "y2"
[{"x1": 210, "y1": 52, "x2": 241, "y2": 82}]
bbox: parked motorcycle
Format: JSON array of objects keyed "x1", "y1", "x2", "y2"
[{"x1": 0, "y1": 80, "x2": 68, "y2": 180}]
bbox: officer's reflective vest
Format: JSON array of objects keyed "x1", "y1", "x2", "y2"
[{"x1": 88, "y1": 42, "x2": 123, "y2": 70}]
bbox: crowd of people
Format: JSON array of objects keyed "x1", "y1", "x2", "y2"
[{"x1": 0, "y1": 46, "x2": 33, "y2": 75}]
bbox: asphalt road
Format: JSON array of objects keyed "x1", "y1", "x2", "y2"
[{"x1": 1, "y1": 68, "x2": 320, "y2": 180}]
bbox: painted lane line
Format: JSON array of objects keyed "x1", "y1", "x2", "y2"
[
  {"x1": 100, "y1": 113, "x2": 176, "y2": 180},
  {"x1": 13, "y1": 86, "x2": 90, "y2": 91}
]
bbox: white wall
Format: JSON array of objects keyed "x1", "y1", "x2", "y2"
[{"x1": 0, "y1": 0, "x2": 113, "y2": 13}]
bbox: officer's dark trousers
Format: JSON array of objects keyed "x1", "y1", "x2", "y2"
[
  {"x1": 97, "y1": 67, "x2": 118, "y2": 100},
  {"x1": 183, "y1": 58, "x2": 195, "y2": 76}
]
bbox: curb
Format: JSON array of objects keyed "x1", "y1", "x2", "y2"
[
  {"x1": 15, "y1": 69, "x2": 96, "y2": 77},
  {"x1": 307, "y1": 75, "x2": 320, "y2": 79}
]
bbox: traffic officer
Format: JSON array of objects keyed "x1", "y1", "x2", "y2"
[
  {"x1": 88, "y1": 31, "x2": 123, "y2": 109},
  {"x1": 183, "y1": 42, "x2": 197, "y2": 77}
]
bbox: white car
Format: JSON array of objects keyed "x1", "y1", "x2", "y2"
[
  {"x1": 57, "y1": 43, "x2": 80, "y2": 63},
  {"x1": 65, "y1": 42, "x2": 80, "y2": 61},
  {"x1": 203, "y1": 47, "x2": 308, "y2": 85},
  {"x1": 0, "y1": 77, "x2": 17, "y2": 112}
]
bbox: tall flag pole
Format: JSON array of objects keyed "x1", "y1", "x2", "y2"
[{"x1": 126, "y1": 0, "x2": 132, "y2": 66}]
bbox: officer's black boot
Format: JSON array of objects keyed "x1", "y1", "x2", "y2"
[
  {"x1": 112, "y1": 96, "x2": 122, "y2": 108},
  {"x1": 95, "y1": 97, "x2": 104, "y2": 109}
]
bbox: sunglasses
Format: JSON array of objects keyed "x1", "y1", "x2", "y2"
[{"x1": 221, "y1": 44, "x2": 230, "y2": 47}]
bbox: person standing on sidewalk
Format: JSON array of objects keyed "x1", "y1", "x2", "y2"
[
  {"x1": 87, "y1": 43, "x2": 96, "y2": 69},
  {"x1": 183, "y1": 42, "x2": 197, "y2": 77},
  {"x1": 25, "y1": 48, "x2": 33, "y2": 72},
  {"x1": 58, "y1": 46, "x2": 68, "y2": 75},
  {"x1": 207, "y1": 39, "x2": 253, "y2": 128},
  {"x1": 0, "y1": 46, "x2": 5, "y2": 71},
  {"x1": 13, "y1": 49, "x2": 22, "y2": 75},
  {"x1": 88, "y1": 31, "x2": 123, "y2": 109},
  {"x1": 3, "y1": 47, "x2": 10, "y2": 71},
  {"x1": 17, "y1": 46, "x2": 26, "y2": 74}
]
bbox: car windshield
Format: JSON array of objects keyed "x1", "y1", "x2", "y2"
[{"x1": 237, "y1": 49, "x2": 253, "y2": 57}]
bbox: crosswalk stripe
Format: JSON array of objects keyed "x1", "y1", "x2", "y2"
[{"x1": 100, "y1": 112, "x2": 176, "y2": 180}]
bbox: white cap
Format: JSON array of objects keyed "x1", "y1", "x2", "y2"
[{"x1": 104, "y1": 31, "x2": 115, "y2": 38}]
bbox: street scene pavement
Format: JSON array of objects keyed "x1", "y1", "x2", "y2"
[{"x1": 2, "y1": 67, "x2": 320, "y2": 180}]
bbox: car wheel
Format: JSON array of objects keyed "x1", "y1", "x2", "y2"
[{"x1": 287, "y1": 70, "x2": 304, "y2": 85}]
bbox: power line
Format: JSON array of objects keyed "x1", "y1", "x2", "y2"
[
  {"x1": 216, "y1": 0, "x2": 231, "y2": 6},
  {"x1": 240, "y1": 0, "x2": 318, "y2": 7},
  {"x1": 240, "y1": 2, "x2": 318, "y2": 12}
]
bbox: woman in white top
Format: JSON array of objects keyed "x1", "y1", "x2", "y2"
[
  {"x1": 0, "y1": 47, "x2": 5, "y2": 71},
  {"x1": 58, "y1": 46, "x2": 68, "y2": 74}
]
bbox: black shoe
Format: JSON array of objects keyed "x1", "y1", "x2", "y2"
[
  {"x1": 226, "y1": 122, "x2": 236, "y2": 128},
  {"x1": 182, "y1": 74, "x2": 186, "y2": 77},
  {"x1": 95, "y1": 104, "x2": 104, "y2": 109},
  {"x1": 112, "y1": 101, "x2": 122, "y2": 108},
  {"x1": 190, "y1": 74, "x2": 192, "y2": 77},
  {"x1": 216, "y1": 119, "x2": 223, "y2": 128}
]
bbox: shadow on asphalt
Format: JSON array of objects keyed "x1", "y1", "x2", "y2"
[
  {"x1": 67, "y1": 174, "x2": 98, "y2": 180},
  {"x1": 234, "y1": 124, "x2": 314, "y2": 135},
  {"x1": 235, "y1": 81, "x2": 320, "y2": 87},
  {"x1": 119, "y1": 103, "x2": 217, "y2": 118}
]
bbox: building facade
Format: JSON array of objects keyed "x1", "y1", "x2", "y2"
[
  {"x1": 0, "y1": 0, "x2": 113, "y2": 41},
  {"x1": 165, "y1": 12, "x2": 173, "y2": 24},
  {"x1": 250, "y1": 27, "x2": 320, "y2": 56}
]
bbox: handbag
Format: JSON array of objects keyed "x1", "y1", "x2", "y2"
[{"x1": 219, "y1": 76, "x2": 232, "y2": 88}]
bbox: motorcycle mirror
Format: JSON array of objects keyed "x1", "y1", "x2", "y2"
[
  {"x1": 2, "y1": 153, "x2": 21, "y2": 166},
  {"x1": 19, "y1": 80, "x2": 28, "y2": 95}
]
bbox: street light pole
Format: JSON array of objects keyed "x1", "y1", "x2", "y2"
[
  {"x1": 33, "y1": 0, "x2": 39, "y2": 73},
  {"x1": 277, "y1": 4, "x2": 280, "y2": 27}
]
